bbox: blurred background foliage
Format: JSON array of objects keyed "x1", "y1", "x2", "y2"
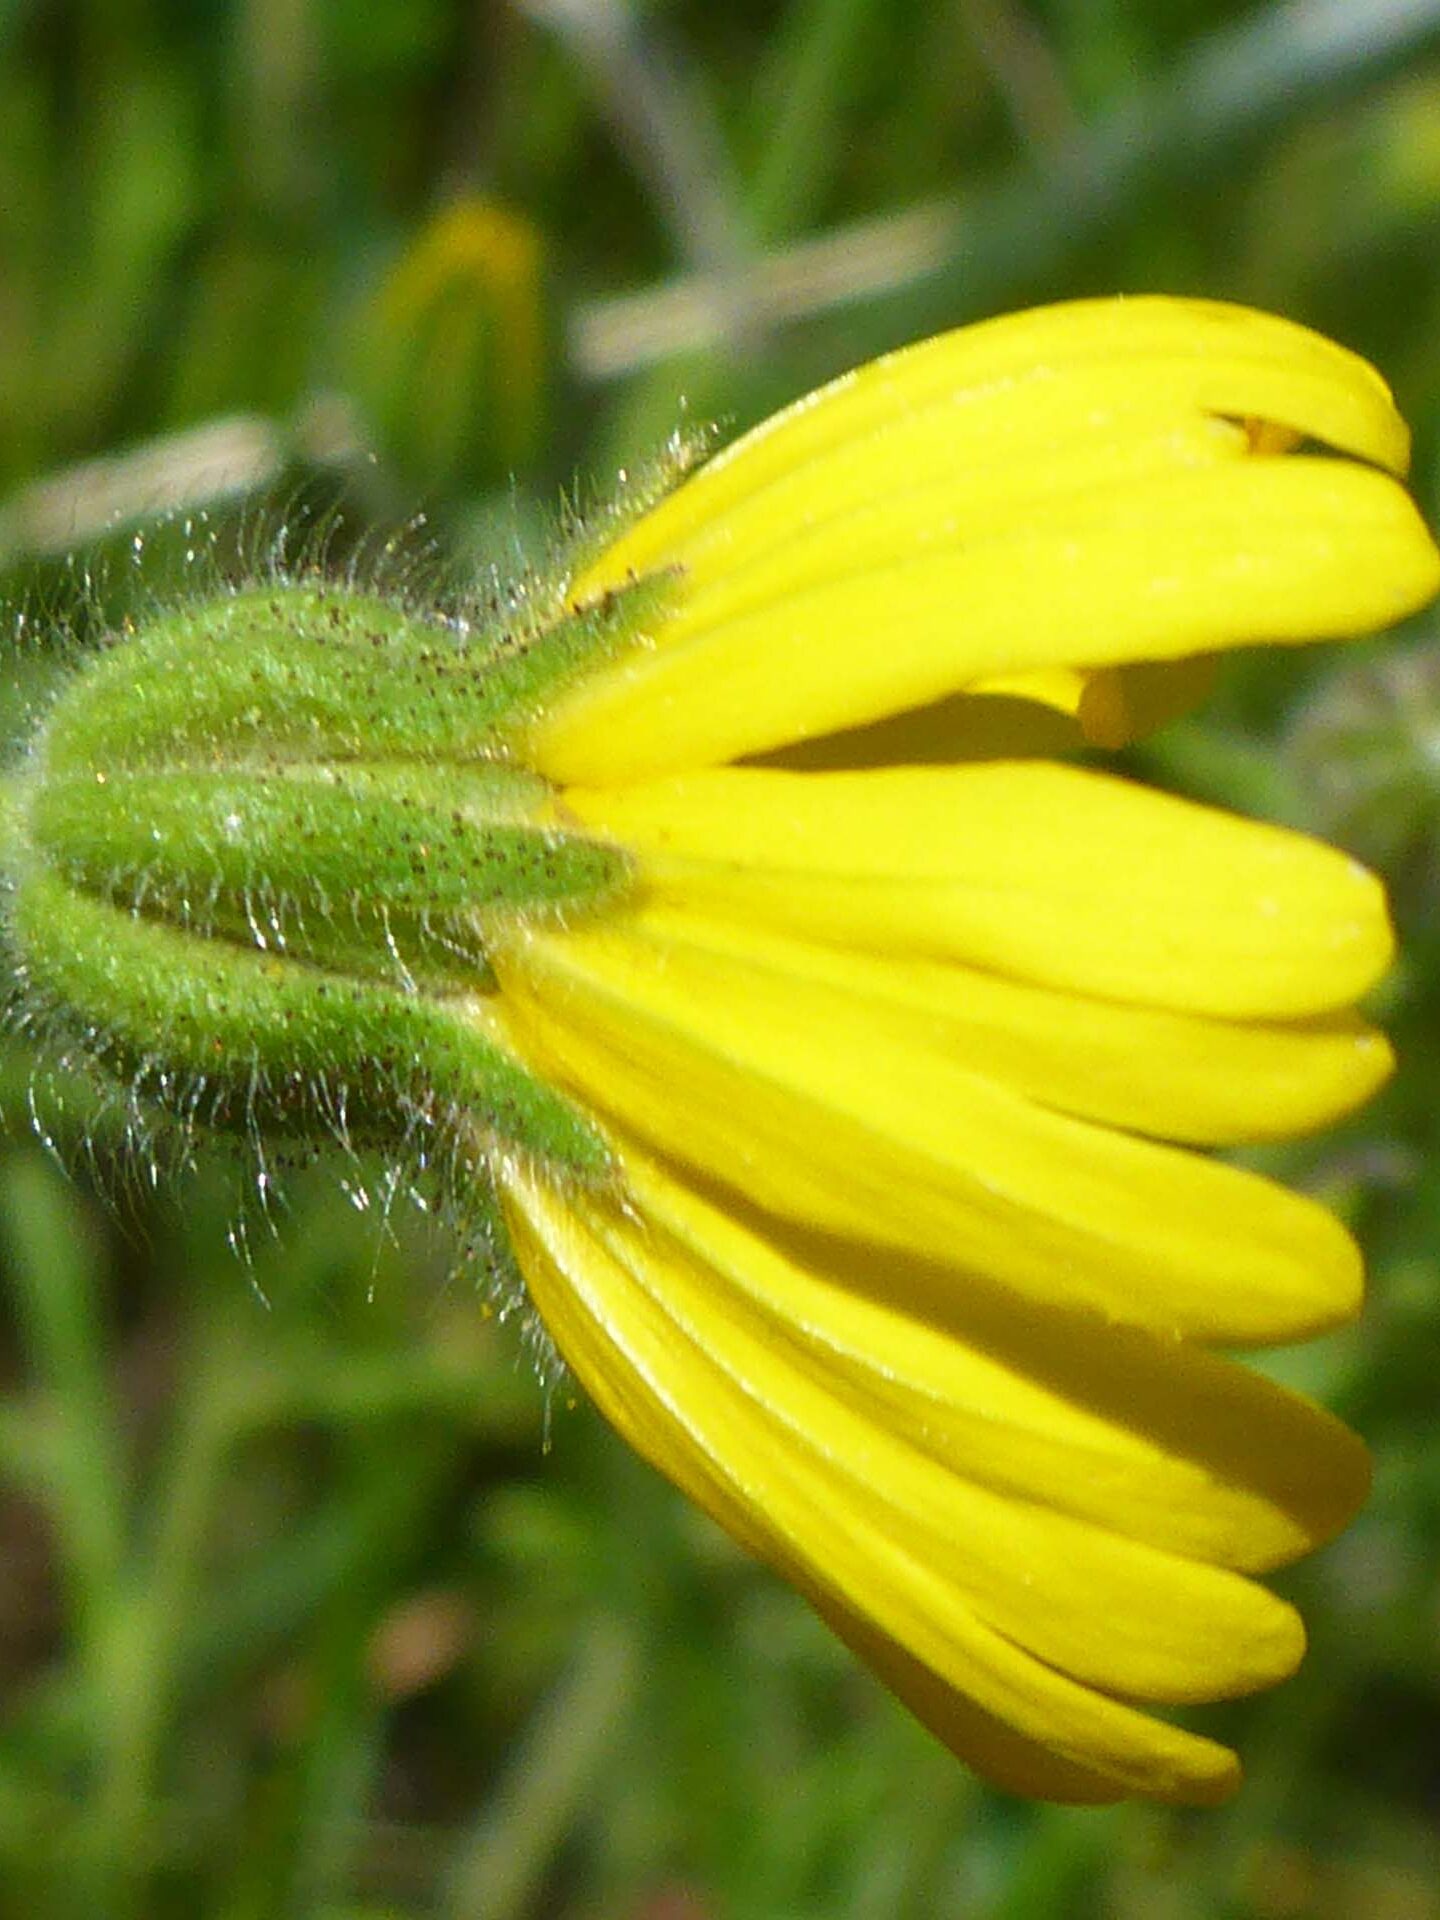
[{"x1": 2, "y1": 1, "x2": 1440, "y2": 1915}]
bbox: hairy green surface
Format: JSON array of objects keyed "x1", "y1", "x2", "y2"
[
  {"x1": 10, "y1": 867, "x2": 610, "y2": 1170},
  {"x1": 5, "y1": 580, "x2": 632, "y2": 1166},
  {"x1": 37, "y1": 583, "x2": 658, "y2": 770}
]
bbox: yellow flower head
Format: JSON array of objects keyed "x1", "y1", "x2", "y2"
[
  {"x1": 488, "y1": 298, "x2": 1438, "y2": 1805},
  {"x1": 8, "y1": 297, "x2": 1439, "y2": 1807}
]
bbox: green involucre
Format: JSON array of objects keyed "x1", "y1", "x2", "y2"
[
  {"x1": 5, "y1": 578, "x2": 649, "y2": 1173},
  {"x1": 9, "y1": 868, "x2": 609, "y2": 1169},
  {"x1": 28, "y1": 762, "x2": 624, "y2": 990},
  {"x1": 37, "y1": 581, "x2": 664, "y2": 772}
]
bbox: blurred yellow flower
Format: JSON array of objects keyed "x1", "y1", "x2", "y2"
[
  {"x1": 352, "y1": 196, "x2": 546, "y2": 490},
  {"x1": 482, "y1": 299, "x2": 1440, "y2": 1804}
]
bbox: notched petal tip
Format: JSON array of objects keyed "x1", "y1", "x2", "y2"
[{"x1": 528, "y1": 454, "x2": 1439, "y2": 788}]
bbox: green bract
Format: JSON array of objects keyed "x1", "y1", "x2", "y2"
[{"x1": 4, "y1": 580, "x2": 646, "y2": 1172}]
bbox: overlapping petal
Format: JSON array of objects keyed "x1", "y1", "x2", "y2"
[
  {"x1": 499, "y1": 1145, "x2": 1366, "y2": 1804},
  {"x1": 489, "y1": 905, "x2": 1362, "y2": 1345},
  {"x1": 476, "y1": 298, "x2": 1439, "y2": 1802},
  {"x1": 523, "y1": 299, "x2": 1439, "y2": 782},
  {"x1": 550, "y1": 761, "x2": 1394, "y2": 1018},
  {"x1": 582, "y1": 1147, "x2": 1371, "y2": 1575},
  {"x1": 512, "y1": 889, "x2": 1389, "y2": 1146}
]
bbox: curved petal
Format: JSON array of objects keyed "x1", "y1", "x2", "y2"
[
  {"x1": 528, "y1": 462, "x2": 1435, "y2": 781},
  {"x1": 553, "y1": 761, "x2": 1394, "y2": 1019},
  {"x1": 812, "y1": 1595, "x2": 1166, "y2": 1804},
  {"x1": 489, "y1": 908, "x2": 1363, "y2": 1344},
  {"x1": 525, "y1": 300, "x2": 1438, "y2": 782},
  {"x1": 502, "y1": 1161, "x2": 1255, "y2": 1805},
  {"x1": 551, "y1": 900, "x2": 1381, "y2": 1139},
  {"x1": 574, "y1": 299, "x2": 1414, "y2": 593},
  {"x1": 615, "y1": 1143, "x2": 1371, "y2": 1574}
]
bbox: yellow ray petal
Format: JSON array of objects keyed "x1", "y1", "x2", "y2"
[
  {"x1": 616, "y1": 1144, "x2": 1371, "y2": 1575},
  {"x1": 502, "y1": 1163, "x2": 1248, "y2": 1805},
  {"x1": 525, "y1": 299, "x2": 1437, "y2": 782},
  {"x1": 528, "y1": 459, "x2": 1436, "y2": 781},
  {"x1": 553, "y1": 761, "x2": 1393, "y2": 1018},
  {"x1": 595, "y1": 407, "x2": 1246, "y2": 616},
  {"x1": 814, "y1": 1594, "x2": 1165, "y2": 1804},
  {"x1": 577, "y1": 908, "x2": 1387, "y2": 1146},
  {"x1": 576, "y1": 1174, "x2": 1306, "y2": 1702},
  {"x1": 489, "y1": 910, "x2": 1363, "y2": 1344},
  {"x1": 575, "y1": 298, "x2": 1413, "y2": 594}
]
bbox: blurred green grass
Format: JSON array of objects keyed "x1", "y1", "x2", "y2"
[{"x1": 3, "y1": 2, "x2": 1440, "y2": 1915}]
